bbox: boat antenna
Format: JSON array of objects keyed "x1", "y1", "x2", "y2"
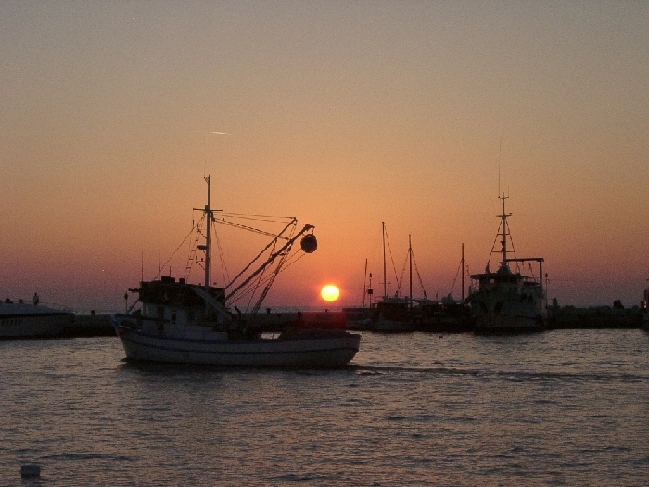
[{"x1": 498, "y1": 131, "x2": 503, "y2": 198}]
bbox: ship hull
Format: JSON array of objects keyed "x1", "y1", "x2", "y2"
[
  {"x1": 111, "y1": 315, "x2": 361, "y2": 368},
  {"x1": 469, "y1": 286, "x2": 546, "y2": 333}
]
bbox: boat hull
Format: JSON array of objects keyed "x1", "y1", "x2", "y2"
[
  {"x1": 474, "y1": 313, "x2": 545, "y2": 333},
  {"x1": 470, "y1": 290, "x2": 546, "y2": 333},
  {"x1": 111, "y1": 315, "x2": 361, "y2": 368},
  {"x1": 374, "y1": 317, "x2": 416, "y2": 332}
]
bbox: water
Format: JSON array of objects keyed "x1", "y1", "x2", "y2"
[{"x1": 1, "y1": 330, "x2": 648, "y2": 486}]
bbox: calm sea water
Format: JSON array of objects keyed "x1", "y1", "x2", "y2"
[{"x1": 1, "y1": 329, "x2": 648, "y2": 486}]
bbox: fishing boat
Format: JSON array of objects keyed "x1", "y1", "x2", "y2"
[
  {"x1": 0, "y1": 295, "x2": 74, "y2": 339},
  {"x1": 468, "y1": 195, "x2": 547, "y2": 333},
  {"x1": 111, "y1": 176, "x2": 361, "y2": 368}
]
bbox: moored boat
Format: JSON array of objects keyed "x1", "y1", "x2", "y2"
[
  {"x1": 0, "y1": 297, "x2": 74, "y2": 339},
  {"x1": 372, "y1": 227, "x2": 419, "y2": 332},
  {"x1": 111, "y1": 176, "x2": 361, "y2": 367},
  {"x1": 468, "y1": 195, "x2": 547, "y2": 333}
]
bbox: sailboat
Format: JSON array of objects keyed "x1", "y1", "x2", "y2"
[
  {"x1": 468, "y1": 195, "x2": 547, "y2": 333},
  {"x1": 341, "y1": 259, "x2": 374, "y2": 330},
  {"x1": 419, "y1": 244, "x2": 475, "y2": 332},
  {"x1": 373, "y1": 224, "x2": 417, "y2": 332},
  {"x1": 110, "y1": 177, "x2": 361, "y2": 367}
]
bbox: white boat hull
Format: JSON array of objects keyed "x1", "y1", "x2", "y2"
[
  {"x1": 469, "y1": 279, "x2": 546, "y2": 333},
  {"x1": 471, "y1": 297, "x2": 546, "y2": 333},
  {"x1": 0, "y1": 304, "x2": 73, "y2": 338},
  {"x1": 111, "y1": 315, "x2": 361, "y2": 368},
  {"x1": 374, "y1": 316, "x2": 415, "y2": 332}
]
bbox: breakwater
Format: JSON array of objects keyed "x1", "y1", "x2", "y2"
[
  {"x1": 61, "y1": 305, "x2": 645, "y2": 339},
  {"x1": 60, "y1": 313, "x2": 115, "y2": 338}
]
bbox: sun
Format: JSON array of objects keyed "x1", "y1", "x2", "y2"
[{"x1": 321, "y1": 285, "x2": 340, "y2": 302}]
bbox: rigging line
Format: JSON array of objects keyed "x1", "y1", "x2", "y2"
[
  {"x1": 213, "y1": 224, "x2": 230, "y2": 286},
  {"x1": 224, "y1": 223, "x2": 309, "y2": 302},
  {"x1": 214, "y1": 218, "x2": 294, "y2": 239},
  {"x1": 252, "y1": 232, "x2": 305, "y2": 314},
  {"x1": 223, "y1": 219, "x2": 297, "y2": 290},
  {"x1": 251, "y1": 245, "x2": 290, "y2": 315},
  {"x1": 504, "y1": 218, "x2": 517, "y2": 273},
  {"x1": 383, "y1": 226, "x2": 400, "y2": 295},
  {"x1": 398, "y1": 252, "x2": 408, "y2": 296},
  {"x1": 184, "y1": 214, "x2": 207, "y2": 280},
  {"x1": 153, "y1": 223, "x2": 196, "y2": 280},
  {"x1": 220, "y1": 212, "x2": 297, "y2": 223},
  {"x1": 229, "y1": 234, "x2": 307, "y2": 307},
  {"x1": 240, "y1": 237, "x2": 292, "y2": 313},
  {"x1": 183, "y1": 233, "x2": 202, "y2": 281},
  {"x1": 450, "y1": 258, "x2": 462, "y2": 296},
  {"x1": 489, "y1": 220, "x2": 503, "y2": 259},
  {"x1": 527, "y1": 262, "x2": 535, "y2": 280},
  {"x1": 227, "y1": 230, "x2": 306, "y2": 307},
  {"x1": 506, "y1": 219, "x2": 516, "y2": 255},
  {"x1": 411, "y1": 251, "x2": 428, "y2": 299}
]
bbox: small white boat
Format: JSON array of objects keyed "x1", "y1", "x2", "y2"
[
  {"x1": 469, "y1": 195, "x2": 547, "y2": 333},
  {"x1": 111, "y1": 176, "x2": 361, "y2": 367},
  {"x1": 0, "y1": 298, "x2": 74, "y2": 339}
]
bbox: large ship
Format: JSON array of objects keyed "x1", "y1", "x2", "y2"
[
  {"x1": 111, "y1": 176, "x2": 361, "y2": 367},
  {"x1": 468, "y1": 195, "x2": 547, "y2": 333}
]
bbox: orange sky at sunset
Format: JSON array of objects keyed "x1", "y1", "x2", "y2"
[{"x1": 1, "y1": 2, "x2": 648, "y2": 312}]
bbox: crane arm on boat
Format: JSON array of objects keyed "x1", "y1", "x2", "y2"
[{"x1": 224, "y1": 224, "x2": 315, "y2": 303}]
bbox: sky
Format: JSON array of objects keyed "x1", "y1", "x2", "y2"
[{"x1": 1, "y1": 1, "x2": 648, "y2": 312}]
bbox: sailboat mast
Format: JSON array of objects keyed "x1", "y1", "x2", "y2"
[
  {"x1": 362, "y1": 258, "x2": 367, "y2": 308},
  {"x1": 382, "y1": 222, "x2": 387, "y2": 299},
  {"x1": 204, "y1": 175, "x2": 211, "y2": 293},
  {"x1": 409, "y1": 234, "x2": 413, "y2": 306},
  {"x1": 461, "y1": 243, "x2": 465, "y2": 301}
]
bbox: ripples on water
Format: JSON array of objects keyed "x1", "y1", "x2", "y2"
[{"x1": 1, "y1": 330, "x2": 648, "y2": 486}]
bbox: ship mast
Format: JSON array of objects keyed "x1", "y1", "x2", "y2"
[
  {"x1": 204, "y1": 175, "x2": 212, "y2": 293},
  {"x1": 409, "y1": 234, "x2": 413, "y2": 307},
  {"x1": 461, "y1": 243, "x2": 465, "y2": 301},
  {"x1": 497, "y1": 193, "x2": 512, "y2": 270},
  {"x1": 382, "y1": 221, "x2": 387, "y2": 299}
]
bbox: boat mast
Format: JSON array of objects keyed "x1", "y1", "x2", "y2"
[
  {"x1": 461, "y1": 243, "x2": 465, "y2": 301},
  {"x1": 498, "y1": 193, "x2": 512, "y2": 269},
  {"x1": 382, "y1": 221, "x2": 387, "y2": 299},
  {"x1": 409, "y1": 234, "x2": 413, "y2": 306},
  {"x1": 362, "y1": 258, "x2": 367, "y2": 308}
]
